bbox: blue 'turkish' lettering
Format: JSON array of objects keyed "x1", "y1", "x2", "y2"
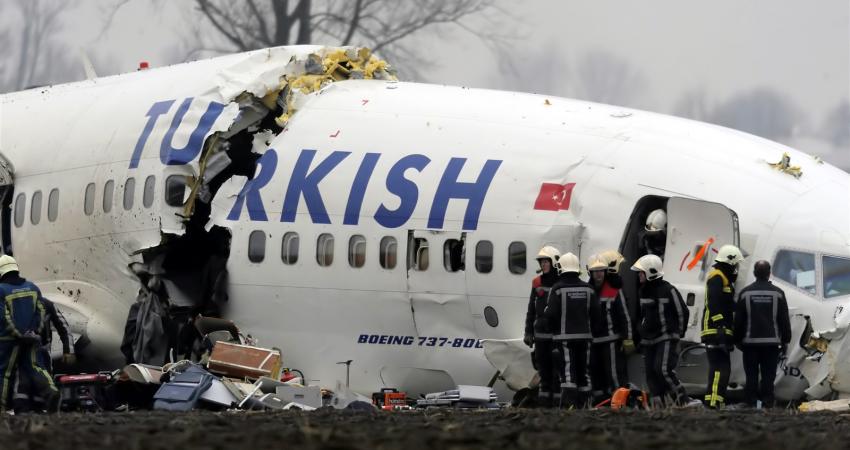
[
  {"x1": 160, "y1": 98, "x2": 225, "y2": 166},
  {"x1": 427, "y1": 158, "x2": 502, "y2": 230},
  {"x1": 129, "y1": 100, "x2": 175, "y2": 169},
  {"x1": 374, "y1": 154, "x2": 430, "y2": 228},
  {"x1": 343, "y1": 153, "x2": 381, "y2": 225},
  {"x1": 281, "y1": 150, "x2": 351, "y2": 224},
  {"x1": 227, "y1": 150, "x2": 278, "y2": 221}
]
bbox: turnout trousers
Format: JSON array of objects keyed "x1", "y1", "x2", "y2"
[
  {"x1": 591, "y1": 341, "x2": 628, "y2": 400},
  {"x1": 0, "y1": 342, "x2": 56, "y2": 412},
  {"x1": 704, "y1": 347, "x2": 731, "y2": 408},
  {"x1": 532, "y1": 338, "x2": 560, "y2": 407},
  {"x1": 558, "y1": 340, "x2": 591, "y2": 409},
  {"x1": 741, "y1": 345, "x2": 780, "y2": 408},
  {"x1": 642, "y1": 340, "x2": 687, "y2": 406}
]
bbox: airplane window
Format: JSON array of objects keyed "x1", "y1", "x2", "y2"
[
  {"x1": 508, "y1": 242, "x2": 527, "y2": 274},
  {"x1": 103, "y1": 180, "x2": 114, "y2": 213},
  {"x1": 823, "y1": 255, "x2": 850, "y2": 299},
  {"x1": 13, "y1": 193, "x2": 25, "y2": 228},
  {"x1": 410, "y1": 238, "x2": 429, "y2": 271},
  {"x1": 30, "y1": 191, "x2": 42, "y2": 225},
  {"x1": 143, "y1": 175, "x2": 156, "y2": 208},
  {"x1": 248, "y1": 230, "x2": 266, "y2": 263},
  {"x1": 84, "y1": 183, "x2": 95, "y2": 216},
  {"x1": 317, "y1": 233, "x2": 334, "y2": 267},
  {"x1": 165, "y1": 175, "x2": 186, "y2": 207},
  {"x1": 443, "y1": 239, "x2": 465, "y2": 272},
  {"x1": 349, "y1": 235, "x2": 366, "y2": 268},
  {"x1": 380, "y1": 236, "x2": 397, "y2": 270},
  {"x1": 47, "y1": 189, "x2": 59, "y2": 222},
  {"x1": 123, "y1": 177, "x2": 136, "y2": 210},
  {"x1": 281, "y1": 232, "x2": 299, "y2": 265},
  {"x1": 773, "y1": 249, "x2": 816, "y2": 295},
  {"x1": 476, "y1": 240, "x2": 493, "y2": 274}
]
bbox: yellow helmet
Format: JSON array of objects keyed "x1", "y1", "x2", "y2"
[
  {"x1": 586, "y1": 254, "x2": 607, "y2": 271},
  {"x1": 0, "y1": 255, "x2": 19, "y2": 276},
  {"x1": 599, "y1": 250, "x2": 625, "y2": 274}
]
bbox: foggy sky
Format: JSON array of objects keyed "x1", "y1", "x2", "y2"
[{"x1": 1, "y1": 0, "x2": 848, "y2": 169}]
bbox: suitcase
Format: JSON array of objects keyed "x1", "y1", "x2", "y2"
[
  {"x1": 56, "y1": 373, "x2": 111, "y2": 412},
  {"x1": 207, "y1": 341, "x2": 282, "y2": 380}
]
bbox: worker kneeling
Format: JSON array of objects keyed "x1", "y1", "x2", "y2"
[
  {"x1": 632, "y1": 255, "x2": 697, "y2": 408},
  {"x1": 545, "y1": 252, "x2": 600, "y2": 409},
  {"x1": 0, "y1": 255, "x2": 58, "y2": 413}
]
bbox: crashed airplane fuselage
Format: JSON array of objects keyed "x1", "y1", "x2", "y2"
[{"x1": 0, "y1": 46, "x2": 848, "y2": 399}]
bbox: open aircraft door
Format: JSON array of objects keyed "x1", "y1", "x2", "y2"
[
  {"x1": 662, "y1": 197, "x2": 739, "y2": 343},
  {"x1": 0, "y1": 152, "x2": 13, "y2": 255}
]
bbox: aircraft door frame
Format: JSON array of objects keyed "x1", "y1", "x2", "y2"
[
  {"x1": 662, "y1": 197, "x2": 739, "y2": 342},
  {"x1": 0, "y1": 153, "x2": 14, "y2": 255},
  {"x1": 405, "y1": 229, "x2": 475, "y2": 341}
]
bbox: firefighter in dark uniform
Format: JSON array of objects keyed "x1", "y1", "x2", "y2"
[
  {"x1": 545, "y1": 252, "x2": 600, "y2": 409},
  {"x1": 734, "y1": 260, "x2": 791, "y2": 408},
  {"x1": 701, "y1": 244, "x2": 745, "y2": 409},
  {"x1": 0, "y1": 255, "x2": 58, "y2": 412},
  {"x1": 631, "y1": 254, "x2": 696, "y2": 407},
  {"x1": 523, "y1": 245, "x2": 562, "y2": 408},
  {"x1": 588, "y1": 251, "x2": 634, "y2": 402},
  {"x1": 640, "y1": 209, "x2": 667, "y2": 258}
]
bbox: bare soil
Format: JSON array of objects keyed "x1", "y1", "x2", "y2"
[{"x1": 1, "y1": 408, "x2": 846, "y2": 450}]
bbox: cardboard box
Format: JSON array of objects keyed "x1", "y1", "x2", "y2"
[{"x1": 207, "y1": 341, "x2": 282, "y2": 380}]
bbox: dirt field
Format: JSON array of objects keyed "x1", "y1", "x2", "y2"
[{"x1": 1, "y1": 408, "x2": 847, "y2": 450}]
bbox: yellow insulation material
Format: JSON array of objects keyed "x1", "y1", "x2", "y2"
[{"x1": 768, "y1": 152, "x2": 802, "y2": 179}]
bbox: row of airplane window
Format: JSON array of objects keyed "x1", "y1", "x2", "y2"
[
  {"x1": 13, "y1": 175, "x2": 187, "y2": 228},
  {"x1": 246, "y1": 231, "x2": 529, "y2": 275}
]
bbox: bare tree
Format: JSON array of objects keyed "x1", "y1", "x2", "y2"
[
  {"x1": 0, "y1": 0, "x2": 80, "y2": 93},
  {"x1": 707, "y1": 88, "x2": 802, "y2": 141},
  {"x1": 185, "y1": 0, "x2": 510, "y2": 78},
  {"x1": 673, "y1": 88, "x2": 712, "y2": 121},
  {"x1": 823, "y1": 100, "x2": 850, "y2": 148},
  {"x1": 570, "y1": 51, "x2": 648, "y2": 107}
]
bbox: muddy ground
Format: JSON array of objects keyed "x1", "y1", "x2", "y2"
[{"x1": 1, "y1": 408, "x2": 847, "y2": 450}]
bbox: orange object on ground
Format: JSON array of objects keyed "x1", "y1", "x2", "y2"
[{"x1": 610, "y1": 387, "x2": 649, "y2": 410}]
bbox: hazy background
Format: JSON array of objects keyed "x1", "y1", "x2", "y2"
[{"x1": 1, "y1": 0, "x2": 847, "y2": 170}]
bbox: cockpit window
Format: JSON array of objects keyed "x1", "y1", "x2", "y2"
[
  {"x1": 823, "y1": 255, "x2": 850, "y2": 299},
  {"x1": 773, "y1": 249, "x2": 816, "y2": 295}
]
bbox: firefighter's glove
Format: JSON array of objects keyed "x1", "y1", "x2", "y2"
[
  {"x1": 523, "y1": 334, "x2": 534, "y2": 348},
  {"x1": 622, "y1": 339, "x2": 636, "y2": 355}
]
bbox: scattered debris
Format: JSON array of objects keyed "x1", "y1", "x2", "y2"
[
  {"x1": 799, "y1": 399, "x2": 850, "y2": 412},
  {"x1": 416, "y1": 385, "x2": 499, "y2": 409},
  {"x1": 768, "y1": 152, "x2": 802, "y2": 178}
]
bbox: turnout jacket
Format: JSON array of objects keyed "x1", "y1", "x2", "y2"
[
  {"x1": 701, "y1": 264, "x2": 737, "y2": 345},
  {"x1": 544, "y1": 273, "x2": 600, "y2": 341},
  {"x1": 733, "y1": 280, "x2": 791, "y2": 346},
  {"x1": 591, "y1": 274, "x2": 634, "y2": 343},
  {"x1": 638, "y1": 278, "x2": 688, "y2": 345},
  {"x1": 0, "y1": 274, "x2": 45, "y2": 341},
  {"x1": 525, "y1": 271, "x2": 557, "y2": 339}
]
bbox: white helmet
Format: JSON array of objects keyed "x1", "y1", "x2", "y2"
[
  {"x1": 599, "y1": 250, "x2": 625, "y2": 274},
  {"x1": 536, "y1": 245, "x2": 561, "y2": 263},
  {"x1": 715, "y1": 244, "x2": 745, "y2": 266},
  {"x1": 645, "y1": 209, "x2": 667, "y2": 232},
  {"x1": 0, "y1": 255, "x2": 19, "y2": 276},
  {"x1": 631, "y1": 254, "x2": 664, "y2": 280},
  {"x1": 556, "y1": 252, "x2": 581, "y2": 274},
  {"x1": 586, "y1": 254, "x2": 606, "y2": 272}
]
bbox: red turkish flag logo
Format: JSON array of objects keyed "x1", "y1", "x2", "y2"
[{"x1": 533, "y1": 182, "x2": 575, "y2": 211}]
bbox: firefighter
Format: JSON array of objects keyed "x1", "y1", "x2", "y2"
[
  {"x1": 0, "y1": 255, "x2": 57, "y2": 412},
  {"x1": 641, "y1": 209, "x2": 667, "y2": 258},
  {"x1": 14, "y1": 297, "x2": 74, "y2": 412},
  {"x1": 702, "y1": 244, "x2": 745, "y2": 409},
  {"x1": 523, "y1": 245, "x2": 562, "y2": 408},
  {"x1": 631, "y1": 254, "x2": 695, "y2": 407},
  {"x1": 734, "y1": 260, "x2": 791, "y2": 408},
  {"x1": 588, "y1": 251, "x2": 634, "y2": 402},
  {"x1": 545, "y1": 252, "x2": 600, "y2": 409}
]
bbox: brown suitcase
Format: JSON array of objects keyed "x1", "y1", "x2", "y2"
[{"x1": 207, "y1": 342, "x2": 282, "y2": 380}]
